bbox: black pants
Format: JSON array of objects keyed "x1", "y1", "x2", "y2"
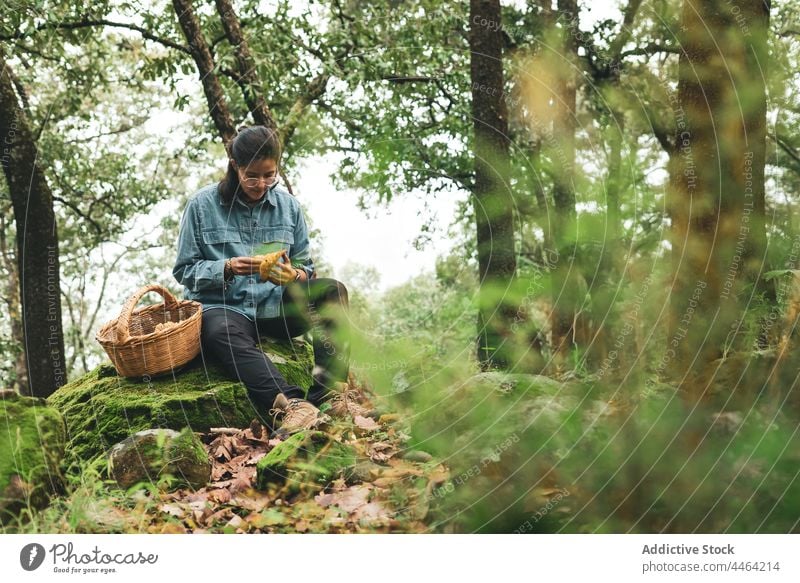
[{"x1": 200, "y1": 278, "x2": 350, "y2": 411}]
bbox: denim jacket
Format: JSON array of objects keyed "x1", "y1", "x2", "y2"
[{"x1": 172, "y1": 182, "x2": 315, "y2": 321}]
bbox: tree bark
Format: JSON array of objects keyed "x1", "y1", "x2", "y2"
[
  {"x1": 588, "y1": 112, "x2": 625, "y2": 369},
  {"x1": 549, "y1": 0, "x2": 580, "y2": 368},
  {"x1": 470, "y1": 0, "x2": 517, "y2": 369},
  {"x1": 741, "y1": 1, "x2": 771, "y2": 304},
  {"x1": 172, "y1": 0, "x2": 237, "y2": 144},
  {"x1": 668, "y1": 0, "x2": 769, "y2": 396},
  {"x1": 176, "y1": 0, "x2": 331, "y2": 171},
  {"x1": 0, "y1": 47, "x2": 67, "y2": 397},
  {"x1": 214, "y1": 0, "x2": 275, "y2": 130},
  {"x1": 0, "y1": 206, "x2": 28, "y2": 393}
]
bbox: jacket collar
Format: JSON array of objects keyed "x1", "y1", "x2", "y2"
[{"x1": 220, "y1": 184, "x2": 278, "y2": 208}]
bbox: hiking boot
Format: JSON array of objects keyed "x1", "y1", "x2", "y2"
[
  {"x1": 326, "y1": 384, "x2": 377, "y2": 419},
  {"x1": 269, "y1": 393, "x2": 329, "y2": 439}
]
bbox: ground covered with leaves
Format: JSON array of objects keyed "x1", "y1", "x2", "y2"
[
  {"x1": 16, "y1": 378, "x2": 450, "y2": 534},
  {"x1": 9, "y1": 365, "x2": 800, "y2": 534}
]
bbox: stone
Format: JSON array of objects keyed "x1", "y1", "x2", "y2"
[
  {"x1": 108, "y1": 428, "x2": 210, "y2": 490},
  {"x1": 0, "y1": 392, "x2": 66, "y2": 523},
  {"x1": 48, "y1": 338, "x2": 313, "y2": 464},
  {"x1": 400, "y1": 450, "x2": 433, "y2": 463},
  {"x1": 347, "y1": 460, "x2": 383, "y2": 484},
  {"x1": 255, "y1": 430, "x2": 357, "y2": 491}
]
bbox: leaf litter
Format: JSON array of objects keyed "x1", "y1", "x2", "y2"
[{"x1": 143, "y1": 380, "x2": 447, "y2": 533}]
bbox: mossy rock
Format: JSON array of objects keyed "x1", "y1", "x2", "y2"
[
  {"x1": 0, "y1": 391, "x2": 67, "y2": 524},
  {"x1": 48, "y1": 338, "x2": 313, "y2": 465},
  {"x1": 108, "y1": 428, "x2": 210, "y2": 490},
  {"x1": 255, "y1": 430, "x2": 356, "y2": 491}
]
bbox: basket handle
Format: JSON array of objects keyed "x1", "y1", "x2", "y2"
[{"x1": 115, "y1": 284, "x2": 179, "y2": 344}]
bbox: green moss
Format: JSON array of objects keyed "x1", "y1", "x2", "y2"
[
  {"x1": 168, "y1": 427, "x2": 209, "y2": 469},
  {"x1": 0, "y1": 394, "x2": 66, "y2": 521},
  {"x1": 48, "y1": 338, "x2": 313, "y2": 465},
  {"x1": 258, "y1": 431, "x2": 313, "y2": 482},
  {"x1": 259, "y1": 338, "x2": 315, "y2": 391},
  {"x1": 256, "y1": 430, "x2": 356, "y2": 491},
  {"x1": 109, "y1": 428, "x2": 210, "y2": 490}
]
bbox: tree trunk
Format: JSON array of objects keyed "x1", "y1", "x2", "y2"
[
  {"x1": 0, "y1": 47, "x2": 67, "y2": 397},
  {"x1": 549, "y1": 0, "x2": 579, "y2": 369},
  {"x1": 588, "y1": 112, "x2": 625, "y2": 370},
  {"x1": 668, "y1": 0, "x2": 769, "y2": 397},
  {"x1": 0, "y1": 207, "x2": 28, "y2": 393},
  {"x1": 741, "y1": 1, "x2": 773, "y2": 347},
  {"x1": 172, "y1": 0, "x2": 237, "y2": 144},
  {"x1": 174, "y1": 0, "x2": 329, "y2": 171},
  {"x1": 469, "y1": 0, "x2": 517, "y2": 369},
  {"x1": 214, "y1": 0, "x2": 275, "y2": 130}
]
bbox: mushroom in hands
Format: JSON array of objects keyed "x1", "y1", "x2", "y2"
[{"x1": 254, "y1": 250, "x2": 289, "y2": 283}]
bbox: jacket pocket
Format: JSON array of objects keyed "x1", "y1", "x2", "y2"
[
  {"x1": 257, "y1": 227, "x2": 294, "y2": 245},
  {"x1": 202, "y1": 229, "x2": 242, "y2": 244},
  {"x1": 254, "y1": 227, "x2": 295, "y2": 255}
]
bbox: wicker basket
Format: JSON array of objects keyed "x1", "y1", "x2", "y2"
[{"x1": 96, "y1": 284, "x2": 202, "y2": 378}]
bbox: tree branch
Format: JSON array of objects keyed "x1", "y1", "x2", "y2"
[
  {"x1": 0, "y1": 18, "x2": 192, "y2": 55},
  {"x1": 5, "y1": 63, "x2": 30, "y2": 113},
  {"x1": 83, "y1": 240, "x2": 164, "y2": 338},
  {"x1": 279, "y1": 73, "x2": 330, "y2": 147},
  {"x1": 618, "y1": 43, "x2": 681, "y2": 60},
  {"x1": 64, "y1": 120, "x2": 143, "y2": 144},
  {"x1": 383, "y1": 75, "x2": 438, "y2": 83},
  {"x1": 51, "y1": 194, "x2": 104, "y2": 236},
  {"x1": 607, "y1": 0, "x2": 644, "y2": 62},
  {"x1": 172, "y1": 0, "x2": 236, "y2": 144},
  {"x1": 774, "y1": 133, "x2": 800, "y2": 168},
  {"x1": 213, "y1": 0, "x2": 276, "y2": 130}
]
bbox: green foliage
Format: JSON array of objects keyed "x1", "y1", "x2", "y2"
[
  {"x1": 255, "y1": 430, "x2": 357, "y2": 492},
  {"x1": 0, "y1": 394, "x2": 66, "y2": 524},
  {"x1": 403, "y1": 358, "x2": 800, "y2": 533}
]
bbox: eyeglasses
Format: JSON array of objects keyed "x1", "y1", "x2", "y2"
[
  {"x1": 236, "y1": 168, "x2": 280, "y2": 188},
  {"x1": 239, "y1": 174, "x2": 279, "y2": 187}
]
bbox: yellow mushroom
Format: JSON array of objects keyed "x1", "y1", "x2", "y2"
[{"x1": 255, "y1": 250, "x2": 287, "y2": 282}]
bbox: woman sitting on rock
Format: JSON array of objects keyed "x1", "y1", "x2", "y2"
[{"x1": 173, "y1": 125, "x2": 352, "y2": 437}]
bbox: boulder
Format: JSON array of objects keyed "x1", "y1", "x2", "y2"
[
  {"x1": 108, "y1": 428, "x2": 210, "y2": 490},
  {"x1": 0, "y1": 390, "x2": 67, "y2": 523},
  {"x1": 255, "y1": 430, "x2": 356, "y2": 491},
  {"x1": 48, "y1": 338, "x2": 313, "y2": 464}
]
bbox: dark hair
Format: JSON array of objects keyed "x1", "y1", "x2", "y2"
[{"x1": 218, "y1": 125, "x2": 282, "y2": 204}]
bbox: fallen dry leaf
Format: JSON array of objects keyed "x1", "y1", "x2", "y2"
[
  {"x1": 158, "y1": 503, "x2": 186, "y2": 519},
  {"x1": 372, "y1": 462, "x2": 425, "y2": 488},
  {"x1": 207, "y1": 488, "x2": 232, "y2": 504},
  {"x1": 204, "y1": 507, "x2": 234, "y2": 527},
  {"x1": 158, "y1": 522, "x2": 187, "y2": 534},
  {"x1": 247, "y1": 452, "x2": 267, "y2": 465},
  {"x1": 226, "y1": 514, "x2": 246, "y2": 530},
  {"x1": 353, "y1": 501, "x2": 392, "y2": 525},
  {"x1": 230, "y1": 493, "x2": 271, "y2": 513},
  {"x1": 249, "y1": 419, "x2": 263, "y2": 439},
  {"x1": 367, "y1": 441, "x2": 398, "y2": 463},
  {"x1": 354, "y1": 415, "x2": 381, "y2": 433},
  {"x1": 315, "y1": 484, "x2": 373, "y2": 513}
]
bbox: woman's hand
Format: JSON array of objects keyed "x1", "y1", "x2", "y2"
[
  {"x1": 229, "y1": 256, "x2": 262, "y2": 276},
  {"x1": 266, "y1": 253, "x2": 300, "y2": 285}
]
